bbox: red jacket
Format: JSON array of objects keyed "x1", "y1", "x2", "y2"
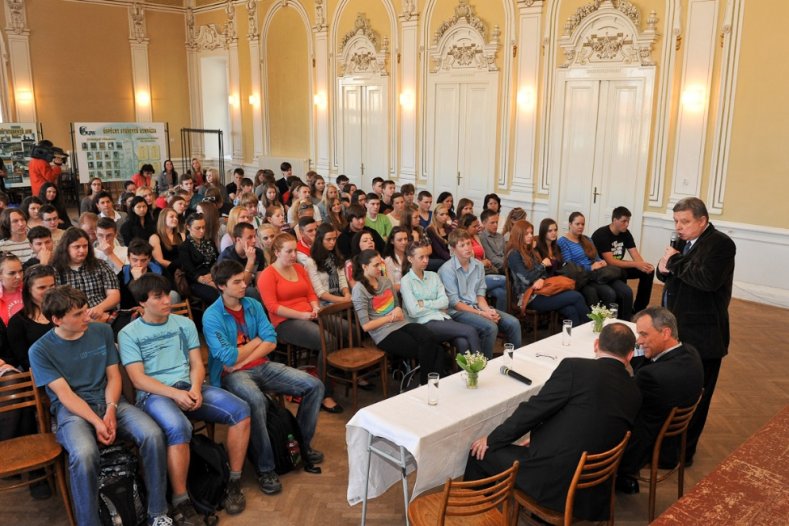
[{"x1": 29, "y1": 158, "x2": 61, "y2": 196}]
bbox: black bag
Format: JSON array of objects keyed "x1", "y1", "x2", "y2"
[
  {"x1": 558, "y1": 262, "x2": 591, "y2": 290},
  {"x1": 591, "y1": 265, "x2": 626, "y2": 284},
  {"x1": 187, "y1": 433, "x2": 230, "y2": 518},
  {"x1": 98, "y1": 446, "x2": 146, "y2": 526},
  {"x1": 265, "y1": 394, "x2": 308, "y2": 475}
]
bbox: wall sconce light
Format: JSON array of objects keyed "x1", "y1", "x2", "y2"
[
  {"x1": 135, "y1": 90, "x2": 151, "y2": 106},
  {"x1": 228, "y1": 94, "x2": 240, "y2": 107},
  {"x1": 248, "y1": 94, "x2": 260, "y2": 106},
  {"x1": 313, "y1": 92, "x2": 327, "y2": 110},
  {"x1": 16, "y1": 89, "x2": 34, "y2": 104},
  {"x1": 516, "y1": 86, "x2": 536, "y2": 111},
  {"x1": 680, "y1": 84, "x2": 706, "y2": 113},
  {"x1": 399, "y1": 90, "x2": 415, "y2": 111}
]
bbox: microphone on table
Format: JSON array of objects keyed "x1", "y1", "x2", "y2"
[{"x1": 500, "y1": 366, "x2": 532, "y2": 386}]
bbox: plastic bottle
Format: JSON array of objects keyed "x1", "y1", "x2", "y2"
[{"x1": 286, "y1": 434, "x2": 302, "y2": 466}]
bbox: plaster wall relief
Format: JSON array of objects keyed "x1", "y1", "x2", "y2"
[
  {"x1": 338, "y1": 13, "x2": 389, "y2": 77},
  {"x1": 427, "y1": 0, "x2": 499, "y2": 74}
]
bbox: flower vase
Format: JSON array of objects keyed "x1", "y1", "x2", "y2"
[
  {"x1": 593, "y1": 318, "x2": 604, "y2": 333},
  {"x1": 465, "y1": 371, "x2": 479, "y2": 389}
]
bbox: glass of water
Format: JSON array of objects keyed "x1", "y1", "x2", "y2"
[
  {"x1": 608, "y1": 303, "x2": 619, "y2": 321},
  {"x1": 503, "y1": 343, "x2": 515, "y2": 367},
  {"x1": 562, "y1": 320, "x2": 572, "y2": 346},
  {"x1": 427, "y1": 373, "x2": 439, "y2": 406}
]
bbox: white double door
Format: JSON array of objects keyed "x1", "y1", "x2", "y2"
[
  {"x1": 337, "y1": 79, "x2": 388, "y2": 189},
  {"x1": 548, "y1": 69, "x2": 654, "y2": 242},
  {"x1": 425, "y1": 74, "x2": 497, "y2": 202}
]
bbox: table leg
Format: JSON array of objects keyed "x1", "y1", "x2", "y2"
[
  {"x1": 400, "y1": 446, "x2": 410, "y2": 526},
  {"x1": 361, "y1": 432, "x2": 373, "y2": 526}
]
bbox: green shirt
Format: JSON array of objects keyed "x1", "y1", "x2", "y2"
[{"x1": 365, "y1": 214, "x2": 393, "y2": 240}]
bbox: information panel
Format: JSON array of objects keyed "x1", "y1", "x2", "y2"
[
  {"x1": 0, "y1": 122, "x2": 40, "y2": 188},
  {"x1": 73, "y1": 122, "x2": 168, "y2": 183}
]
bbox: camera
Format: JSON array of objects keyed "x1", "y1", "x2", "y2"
[{"x1": 30, "y1": 140, "x2": 69, "y2": 164}]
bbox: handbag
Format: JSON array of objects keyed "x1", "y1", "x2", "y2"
[
  {"x1": 173, "y1": 268, "x2": 191, "y2": 299},
  {"x1": 558, "y1": 262, "x2": 591, "y2": 290},
  {"x1": 534, "y1": 275, "x2": 575, "y2": 296},
  {"x1": 591, "y1": 265, "x2": 625, "y2": 284}
]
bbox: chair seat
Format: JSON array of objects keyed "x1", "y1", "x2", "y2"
[
  {"x1": 514, "y1": 489, "x2": 565, "y2": 525},
  {"x1": 327, "y1": 347, "x2": 385, "y2": 371},
  {"x1": 408, "y1": 490, "x2": 507, "y2": 526},
  {"x1": 0, "y1": 433, "x2": 62, "y2": 476}
]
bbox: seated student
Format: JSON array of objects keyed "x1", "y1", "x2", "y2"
[
  {"x1": 117, "y1": 239, "x2": 177, "y2": 310},
  {"x1": 95, "y1": 190, "x2": 127, "y2": 231},
  {"x1": 287, "y1": 183, "x2": 322, "y2": 226},
  {"x1": 426, "y1": 204, "x2": 453, "y2": 269},
  {"x1": 385, "y1": 192, "x2": 406, "y2": 228},
  {"x1": 179, "y1": 174, "x2": 202, "y2": 214},
  {"x1": 0, "y1": 208, "x2": 34, "y2": 262},
  {"x1": 7, "y1": 264, "x2": 56, "y2": 373},
  {"x1": 383, "y1": 226, "x2": 409, "y2": 291},
  {"x1": 178, "y1": 213, "x2": 220, "y2": 303},
  {"x1": 295, "y1": 216, "x2": 318, "y2": 265},
  {"x1": 38, "y1": 183, "x2": 70, "y2": 230},
  {"x1": 337, "y1": 204, "x2": 385, "y2": 260},
  {"x1": 203, "y1": 260, "x2": 325, "y2": 495},
  {"x1": 505, "y1": 220, "x2": 590, "y2": 327},
  {"x1": 264, "y1": 204, "x2": 292, "y2": 235},
  {"x1": 0, "y1": 253, "x2": 23, "y2": 327},
  {"x1": 416, "y1": 190, "x2": 433, "y2": 229},
  {"x1": 217, "y1": 222, "x2": 266, "y2": 301},
  {"x1": 459, "y1": 214, "x2": 506, "y2": 309},
  {"x1": 400, "y1": 183, "x2": 415, "y2": 207},
  {"x1": 94, "y1": 217, "x2": 128, "y2": 274},
  {"x1": 220, "y1": 206, "x2": 254, "y2": 252},
  {"x1": 78, "y1": 212, "x2": 99, "y2": 245},
  {"x1": 305, "y1": 223, "x2": 351, "y2": 306},
  {"x1": 364, "y1": 193, "x2": 393, "y2": 241},
  {"x1": 438, "y1": 229, "x2": 521, "y2": 359},
  {"x1": 120, "y1": 196, "x2": 156, "y2": 246},
  {"x1": 28, "y1": 286, "x2": 171, "y2": 526},
  {"x1": 592, "y1": 206, "x2": 655, "y2": 313},
  {"x1": 225, "y1": 168, "x2": 244, "y2": 202},
  {"x1": 345, "y1": 230, "x2": 377, "y2": 290},
  {"x1": 52, "y1": 227, "x2": 120, "y2": 323},
  {"x1": 39, "y1": 205, "x2": 64, "y2": 245},
  {"x1": 479, "y1": 209, "x2": 504, "y2": 274},
  {"x1": 120, "y1": 274, "x2": 250, "y2": 520},
  {"x1": 400, "y1": 239, "x2": 482, "y2": 355},
  {"x1": 378, "y1": 180, "x2": 396, "y2": 215},
  {"x1": 352, "y1": 249, "x2": 446, "y2": 385},
  {"x1": 233, "y1": 178, "x2": 255, "y2": 206},
  {"x1": 21, "y1": 196, "x2": 44, "y2": 229}
]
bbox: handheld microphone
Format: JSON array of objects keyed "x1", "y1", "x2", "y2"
[
  {"x1": 500, "y1": 365, "x2": 532, "y2": 386},
  {"x1": 669, "y1": 232, "x2": 681, "y2": 250}
]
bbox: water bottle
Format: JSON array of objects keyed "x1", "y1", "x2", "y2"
[{"x1": 286, "y1": 434, "x2": 302, "y2": 467}]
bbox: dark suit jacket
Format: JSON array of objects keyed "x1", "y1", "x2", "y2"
[
  {"x1": 487, "y1": 357, "x2": 641, "y2": 521},
  {"x1": 657, "y1": 224, "x2": 735, "y2": 360},
  {"x1": 619, "y1": 344, "x2": 704, "y2": 474}
]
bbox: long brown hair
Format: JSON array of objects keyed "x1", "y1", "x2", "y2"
[
  {"x1": 502, "y1": 207, "x2": 527, "y2": 237},
  {"x1": 536, "y1": 218, "x2": 562, "y2": 263},
  {"x1": 505, "y1": 220, "x2": 537, "y2": 270},
  {"x1": 568, "y1": 211, "x2": 597, "y2": 260}
]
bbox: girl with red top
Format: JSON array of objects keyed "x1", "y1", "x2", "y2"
[
  {"x1": 258, "y1": 233, "x2": 342, "y2": 413},
  {"x1": 0, "y1": 253, "x2": 23, "y2": 326}
]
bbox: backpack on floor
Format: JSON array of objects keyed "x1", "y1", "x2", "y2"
[
  {"x1": 265, "y1": 394, "x2": 307, "y2": 475},
  {"x1": 98, "y1": 445, "x2": 146, "y2": 526},
  {"x1": 187, "y1": 433, "x2": 230, "y2": 518}
]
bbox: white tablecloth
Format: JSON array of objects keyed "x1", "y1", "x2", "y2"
[{"x1": 346, "y1": 320, "x2": 618, "y2": 505}]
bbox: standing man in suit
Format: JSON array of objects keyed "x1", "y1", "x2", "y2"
[
  {"x1": 616, "y1": 307, "x2": 704, "y2": 493},
  {"x1": 464, "y1": 323, "x2": 641, "y2": 522},
  {"x1": 657, "y1": 197, "x2": 735, "y2": 465}
]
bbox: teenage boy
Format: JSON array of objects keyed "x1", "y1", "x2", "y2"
[
  {"x1": 336, "y1": 174, "x2": 349, "y2": 193},
  {"x1": 234, "y1": 178, "x2": 254, "y2": 206},
  {"x1": 400, "y1": 183, "x2": 416, "y2": 207},
  {"x1": 295, "y1": 217, "x2": 318, "y2": 262},
  {"x1": 178, "y1": 174, "x2": 202, "y2": 213},
  {"x1": 29, "y1": 286, "x2": 171, "y2": 526},
  {"x1": 479, "y1": 209, "x2": 505, "y2": 274},
  {"x1": 24, "y1": 226, "x2": 53, "y2": 269},
  {"x1": 40, "y1": 204, "x2": 64, "y2": 245},
  {"x1": 120, "y1": 274, "x2": 251, "y2": 522},
  {"x1": 364, "y1": 193, "x2": 393, "y2": 241},
  {"x1": 79, "y1": 212, "x2": 99, "y2": 244},
  {"x1": 276, "y1": 162, "x2": 293, "y2": 195},
  {"x1": 117, "y1": 239, "x2": 172, "y2": 309},
  {"x1": 95, "y1": 217, "x2": 128, "y2": 273},
  {"x1": 217, "y1": 222, "x2": 266, "y2": 300},
  {"x1": 96, "y1": 191, "x2": 127, "y2": 230},
  {"x1": 417, "y1": 190, "x2": 433, "y2": 228},
  {"x1": 379, "y1": 180, "x2": 396, "y2": 215},
  {"x1": 438, "y1": 229, "x2": 522, "y2": 358},
  {"x1": 592, "y1": 206, "x2": 655, "y2": 313},
  {"x1": 226, "y1": 168, "x2": 244, "y2": 201},
  {"x1": 203, "y1": 260, "x2": 325, "y2": 495},
  {"x1": 371, "y1": 177, "x2": 384, "y2": 198},
  {"x1": 337, "y1": 204, "x2": 385, "y2": 259}
]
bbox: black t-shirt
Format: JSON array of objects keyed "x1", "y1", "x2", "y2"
[{"x1": 591, "y1": 225, "x2": 635, "y2": 261}]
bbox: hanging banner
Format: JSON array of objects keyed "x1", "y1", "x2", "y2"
[
  {"x1": 0, "y1": 122, "x2": 40, "y2": 188},
  {"x1": 72, "y1": 122, "x2": 168, "y2": 183}
]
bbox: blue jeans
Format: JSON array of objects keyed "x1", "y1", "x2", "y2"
[
  {"x1": 423, "y1": 319, "x2": 482, "y2": 355},
  {"x1": 139, "y1": 383, "x2": 250, "y2": 445},
  {"x1": 55, "y1": 400, "x2": 167, "y2": 526},
  {"x1": 530, "y1": 290, "x2": 590, "y2": 327},
  {"x1": 450, "y1": 309, "x2": 522, "y2": 358},
  {"x1": 221, "y1": 361, "x2": 324, "y2": 474},
  {"x1": 485, "y1": 274, "x2": 507, "y2": 309}
]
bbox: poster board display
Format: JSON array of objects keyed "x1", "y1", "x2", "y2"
[
  {"x1": 0, "y1": 122, "x2": 40, "y2": 188},
  {"x1": 73, "y1": 122, "x2": 168, "y2": 183}
]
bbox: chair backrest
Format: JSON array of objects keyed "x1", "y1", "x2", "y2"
[
  {"x1": 171, "y1": 301, "x2": 194, "y2": 320},
  {"x1": 437, "y1": 460, "x2": 519, "y2": 525},
  {"x1": 564, "y1": 431, "x2": 631, "y2": 526},
  {"x1": 0, "y1": 370, "x2": 48, "y2": 433},
  {"x1": 653, "y1": 390, "x2": 704, "y2": 459},
  {"x1": 317, "y1": 301, "x2": 360, "y2": 355}
]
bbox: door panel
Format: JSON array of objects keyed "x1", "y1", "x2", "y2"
[
  {"x1": 363, "y1": 84, "x2": 388, "y2": 189},
  {"x1": 460, "y1": 83, "x2": 495, "y2": 201},
  {"x1": 431, "y1": 82, "x2": 461, "y2": 193},
  {"x1": 340, "y1": 84, "x2": 363, "y2": 182}
]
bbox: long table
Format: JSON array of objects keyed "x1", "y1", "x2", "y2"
[{"x1": 346, "y1": 320, "x2": 612, "y2": 523}]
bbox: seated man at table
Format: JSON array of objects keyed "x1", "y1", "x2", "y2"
[
  {"x1": 616, "y1": 307, "x2": 704, "y2": 494},
  {"x1": 464, "y1": 323, "x2": 642, "y2": 522}
]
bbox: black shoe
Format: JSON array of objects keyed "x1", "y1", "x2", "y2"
[
  {"x1": 257, "y1": 470, "x2": 282, "y2": 495},
  {"x1": 615, "y1": 475, "x2": 639, "y2": 494},
  {"x1": 29, "y1": 480, "x2": 52, "y2": 500},
  {"x1": 171, "y1": 499, "x2": 206, "y2": 526},
  {"x1": 320, "y1": 402, "x2": 344, "y2": 414},
  {"x1": 305, "y1": 448, "x2": 324, "y2": 465},
  {"x1": 684, "y1": 457, "x2": 694, "y2": 467}
]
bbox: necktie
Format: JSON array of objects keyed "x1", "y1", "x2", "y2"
[{"x1": 682, "y1": 241, "x2": 692, "y2": 255}]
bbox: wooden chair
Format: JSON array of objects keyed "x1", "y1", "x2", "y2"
[
  {"x1": 170, "y1": 300, "x2": 194, "y2": 320},
  {"x1": 638, "y1": 392, "x2": 704, "y2": 521},
  {"x1": 408, "y1": 460, "x2": 520, "y2": 526},
  {"x1": 317, "y1": 301, "x2": 388, "y2": 412},
  {"x1": 514, "y1": 431, "x2": 631, "y2": 526},
  {"x1": 505, "y1": 270, "x2": 557, "y2": 343},
  {"x1": 0, "y1": 371, "x2": 75, "y2": 526}
]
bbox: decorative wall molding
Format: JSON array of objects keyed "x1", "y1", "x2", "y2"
[
  {"x1": 247, "y1": 0, "x2": 263, "y2": 163},
  {"x1": 558, "y1": 0, "x2": 659, "y2": 68},
  {"x1": 247, "y1": 0, "x2": 259, "y2": 41},
  {"x1": 402, "y1": 0, "x2": 416, "y2": 22},
  {"x1": 4, "y1": 0, "x2": 35, "y2": 122},
  {"x1": 128, "y1": 2, "x2": 152, "y2": 122},
  {"x1": 338, "y1": 14, "x2": 389, "y2": 77},
  {"x1": 706, "y1": 0, "x2": 745, "y2": 214},
  {"x1": 128, "y1": 1, "x2": 148, "y2": 44},
  {"x1": 5, "y1": 0, "x2": 28, "y2": 36},
  {"x1": 427, "y1": 0, "x2": 500, "y2": 73},
  {"x1": 224, "y1": 0, "x2": 238, "y2": 46},
  {"x1": 314, "y1": 0, "x2": 326, "y2": 31}
]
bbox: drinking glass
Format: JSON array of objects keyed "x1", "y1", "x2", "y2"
[
  {"x1": 562, "y1": 319, "x2": 572, "y2": 346},
  {"x1": 427, "y1": 373, "x2": 439, "y2": 405}
]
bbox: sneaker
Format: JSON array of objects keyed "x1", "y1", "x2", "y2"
[
  {"x1": 223, "y1": 477, "x2": 246, "y2": 515},
  {"x1": 149, "y1": 515, "x2": 174, "y2": 526},
  {"x1": 305, "y1": 448, "x2": 324, "y2": 465},
  {"x1": 171, "y1": 500, "x2": 206, "y2": 526},
  {"x1": 258, "y1": 470, "x2": 282, "y2": 494}
]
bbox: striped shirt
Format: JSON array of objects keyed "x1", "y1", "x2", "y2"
[{"x1": 0, "y1": 238, "x2": 34, "y2": 262}]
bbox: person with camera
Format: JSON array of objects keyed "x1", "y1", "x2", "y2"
[{"x1": 29, "y1": 140, "x2": 66, "y2": 197}]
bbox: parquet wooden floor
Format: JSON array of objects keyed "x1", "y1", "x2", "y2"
[{"x1": 2, "y1": 285, "x2": 787, "y2": 525}]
